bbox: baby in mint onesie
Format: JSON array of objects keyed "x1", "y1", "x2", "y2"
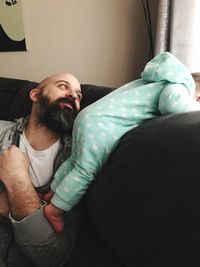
[{"x1": 44, "y1": 52, "x2": 200, "y2": 233}]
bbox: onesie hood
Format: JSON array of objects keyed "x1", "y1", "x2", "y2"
[{"x1": 141, "y1": 52, "x2": 195, "y2": 95}]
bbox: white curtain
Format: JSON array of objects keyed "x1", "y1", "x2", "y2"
[{"x1": 155, "y1": 0, "x2": 200, "y2": 72}]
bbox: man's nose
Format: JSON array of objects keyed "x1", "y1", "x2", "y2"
[{"x1": 66, "y1": 89, "x2": 77, "y2": 100}]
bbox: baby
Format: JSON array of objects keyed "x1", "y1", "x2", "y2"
[{"x1": 44, "y1": 52, "x2": 200, "y2": 233}]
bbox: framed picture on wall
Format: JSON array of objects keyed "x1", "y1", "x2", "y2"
[{"x1": 0, "y1": 0, "x2": 27, "y2": 52}]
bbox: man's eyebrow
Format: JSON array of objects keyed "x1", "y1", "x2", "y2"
[
  {"x1": 56, "y1": 80, "x2": 82, "y2": 94},
  {"x1": 55, "y1": 80, "x2": 70, "y2": 85}
]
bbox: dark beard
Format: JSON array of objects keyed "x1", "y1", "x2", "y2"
[{"x1": 37, "y1": 94, "x2": 78, "y2": 135}]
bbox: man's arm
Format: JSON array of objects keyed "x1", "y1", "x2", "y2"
[
  {"x1": 0, "y1": 192, "x2": 9, "y2": 217},
  {"x1": 0, "y1": 145, "x2": 41, "y2": 220},
  {"x1": 0, "y1": 145, "x2": 80, "y2": 267}
]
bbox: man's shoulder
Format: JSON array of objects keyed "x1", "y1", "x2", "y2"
[
  {"x1": 0, "y1": 120, "x2": 16, "y2": 132},
  {"x1": 0, "y1": 120, "x2": 18, "y2": 151},
  {"x1": 0, "y1": 117, "x2": 26, "y2": 130},
  {"x1": 0, "y1": 117, "x2": 27, "y2": 143}
]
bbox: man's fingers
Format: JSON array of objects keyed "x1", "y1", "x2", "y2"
[
  {"x1": 9, "y1": 144, "x2": 16, "y2": 148},
  {"x1": 8, "y1": 144, "x2": 18, "y2": 150},
  {"x1": 5, "y1": 145, "x2": 28, "y2": 159}
]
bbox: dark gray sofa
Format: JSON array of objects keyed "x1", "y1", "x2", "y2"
[{"x1": 1, "y1": 77, "x2": 200, "y2": 267}]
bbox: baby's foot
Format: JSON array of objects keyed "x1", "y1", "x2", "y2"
[{"x1": 44, "y1": 203, "x2": 64, "y2": 234}]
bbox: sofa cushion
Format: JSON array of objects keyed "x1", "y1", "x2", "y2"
[
  {"x1": 8, "y1": 81, "x2": 38, "y2": 120},
  {"x1": 68, "y1": 219, "x2": 123, "y2": 267},
  {"x1": 0, "y1": 77, "x2": 31, "y2": 120},
  {"x1": 80, "y1": 84, "x2": 114, "y2": 110},
  {"x1": 87, "y1": 110, "x2": 200, "y2": 267},
  {"x1": 0, "y1": 77, "x2": 114, "y2": 121}
]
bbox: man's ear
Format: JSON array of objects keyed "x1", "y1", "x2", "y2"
[{"x1": 30, "y1": 88, "x2": 40, "y2": 102}]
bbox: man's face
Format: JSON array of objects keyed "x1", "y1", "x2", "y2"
[
  {"x1": 36, "y1": 73, "x2": 82, "y2": 135},
  {"x1": 40, "y1": 73, "x2": 82, "y2": 111}
]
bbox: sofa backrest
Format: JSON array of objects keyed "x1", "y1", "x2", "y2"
[{"x1": 0, "y1": 77, "x2": 114, "y2": 121}]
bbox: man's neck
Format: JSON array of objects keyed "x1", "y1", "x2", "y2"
[{"x1": 25, "y1": 116, "x2": 60, "y2": 151}]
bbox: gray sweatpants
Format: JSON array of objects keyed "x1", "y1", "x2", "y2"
[{"x1": 0, "y1": 203, "x2": 82, "y2": 267}]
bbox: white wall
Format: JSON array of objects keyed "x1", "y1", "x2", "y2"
[{"x1": 0, "y1": 0, "x2": 158, "y2": 87}]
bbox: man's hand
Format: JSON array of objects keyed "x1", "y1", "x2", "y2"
[
  {"x1": 0, "y1": 145, "x2": 41, "y2": 220},
  {"x1": 44, "y1": 203, "x2": 64, "y2": 234},
  {"x1": 43, "y1": 192, "x2": 65, "y2": 234},
  {"x1": 0, "y1": 145, "x2": 30, "y2": 186}
]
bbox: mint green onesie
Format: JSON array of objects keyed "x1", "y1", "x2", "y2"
[{"x1": 51, "y1": 52, "x2": 200, "y2": 211}]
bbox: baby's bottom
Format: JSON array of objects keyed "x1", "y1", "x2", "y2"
[{"x1": 51, "y1": 108, "x2": 136, "y2": 210}]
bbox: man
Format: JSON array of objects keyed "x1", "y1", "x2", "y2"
[{"x1": 0, "y1": 72, "x2": 82, "y2": 267}]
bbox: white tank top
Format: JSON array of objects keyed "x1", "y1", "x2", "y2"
[{"x1": 19, "y1": 131, "x2": 60, "y2": 187}]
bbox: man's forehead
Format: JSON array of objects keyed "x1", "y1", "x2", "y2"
[
  {"x1": 39, "y1": 73, "x2": 81, "y2": 90},
  {"x1": 52, "y1": 74, "x2": 78, "y2": 84}
]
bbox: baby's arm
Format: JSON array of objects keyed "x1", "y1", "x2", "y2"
[
  {"x1": 51, "y1": 157, "x2": 100, "y2": 211},
  {"x1": 45, "y1": 113, "x2": 109, "y2": 232},
  {"x1": 49, "y1": 96, "x2": 117, "y2": 212},
  {"x1": 158, "y1": 84, "x2": 200, "y2": 115},
  {"x1": 44, "y1": 154, "x2": 98, "y2": 234}
]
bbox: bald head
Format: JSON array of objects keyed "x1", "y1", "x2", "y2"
[
  {"x1": 35, "y1": 72, "x2": 82, "y2": 110},
  {"x1": 37, "y1": 72, "x2": 80, "y2": 92}
]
